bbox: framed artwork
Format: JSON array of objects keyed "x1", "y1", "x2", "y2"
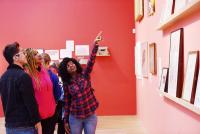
[
  {"x1": 147, "y1": 0, "x2": 155, "y2": 16},
  {"x1": 174, "y1": 0, "x2": 187, "y2": 13},
  {"x1": 159, "y1": 68, "x2": 169, "y2": 92},
  {"x1": 160, "y1": 0, "x2": 174, "y2": 23},
  {"x1": 194, "y1": 68, "x2": 200, "y2": 108},
  {"x1": 149, "y1": 43, "x2": 156, "y2": 74},
  {"x1": 75, "y1": 45, "x2": 90, "y2": 56},
  {"x1": 60, "y1": 49, "x2": 72, "y2": 59},
  {"x1": 141, "y1": 42, "x2": 148, "y2": 77},
  {"x1": 45, "y1": 49, "x2": 59, "y2": 61},
  {"x1": 96, "y1": 47, "x2": 110, "y2": 56},
  {"x1": 182, "y1": 51, "x2": 199, "y2": 103},
  {"x1": 135, "y1": 0, "x2": 144, "y2": 21},
  {"x1": 187, "y1": 0, "x2": 194, "y2": 3},
  {"x1": 135, "y1": 42, "x2": 143, "y2": 79},
  {"x1": 36, "y1": 48, "x2": 44, "y2": 54},
  {"x1": 168, "y1": 28, "x2": 184, "y2": 97}
]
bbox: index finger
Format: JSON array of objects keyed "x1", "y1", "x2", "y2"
[{"x1": 97, "y1": 31, "x2": 103, "y2": 36}]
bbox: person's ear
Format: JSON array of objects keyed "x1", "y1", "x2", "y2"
[{"x1": 13, "y1": 55, "x2": 19, "y2": 62}]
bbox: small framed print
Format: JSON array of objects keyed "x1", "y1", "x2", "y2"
[
  {"x1": 135, "y1": 0, "x2": 144, "y2": 21},
  {"x1": 168, "y1": 28, "x2": 184, "y2": 97},
  {"x1": 149, "y1": 43, "x2": 156, "y2": 74},
  {"x1": 174, "y1": 0, "x2": 187, "y2": 13},
  {"x1": 182, "y1": 51, "x2": 199, "y2": 103},
  {"x1": 159, "y1": 68, "x2": 169, "y2": 92},
  {"x1": 147, "y1": 0, "x2": 155, "y2": 16},
  {"x1": 160, "y1": 0, "x2": 174, "y2": 23},
  {"x1": 141, "y1": 42, "x2": 148, "y2": 77},
  {"x1": 135, "y1": 42, "x2": 143, "y2": 79},
  {"x1": 44, "y1": 49, "x2": 60, "y2": 61}
]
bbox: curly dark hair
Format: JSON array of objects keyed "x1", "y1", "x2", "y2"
[{"x1": 58, "y1": 57, "x2": 82, "y2": 84}]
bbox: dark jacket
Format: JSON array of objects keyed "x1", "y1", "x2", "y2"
[{"x1": 0, "y1": 64, "x2": 40, "y2": 128}]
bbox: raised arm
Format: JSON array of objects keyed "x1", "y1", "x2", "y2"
[{"x1": 83, "y1": 31, "x2": 103, "y2": 77}]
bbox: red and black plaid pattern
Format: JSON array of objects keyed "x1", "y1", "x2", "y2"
[{"x1": 64, "y1": 44, "x2": 99, "y2": 120}]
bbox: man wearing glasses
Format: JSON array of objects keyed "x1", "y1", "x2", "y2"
[{"x1": 0, "y1": 42, "x2": 41, "y2": 134}]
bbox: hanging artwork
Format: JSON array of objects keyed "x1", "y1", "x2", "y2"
[
  {"x1": 135, "y1": 0, "x2": 144, "y2": 21},
  {"x1": 182, "y1": 51, "x2": 199, "y2": 103},
  {"x1": 45, "y1": 50, "x2": 59, "y2": 61},
  {"x1": 174, "y1": 0, "x2": 187, "y2": 13},
  {"x1": 147, "y1": 0, "x2": 155, "y2": 16},
  {"x1": 135, "y1": 42, "x2": 142, "y2": 79},
  {"x1": 159, "y1": 68, "x2": 169, "y2": 92},
  {"x1": 159, "y1": 0, "x2": 174, "y2": 23},
  {"x1": 36, "y1": 49, "x2": 44, "y2": 54},
  {"x1": 149, "y1": 43, "x2": 156, "y2": 74},
  {"x1": 141, "y1": 42, "x2": 148, "y2": 77},
  {"x1": 168, "y1": 28, "x2": 184, "y2": 98}
]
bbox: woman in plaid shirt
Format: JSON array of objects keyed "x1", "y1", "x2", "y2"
[{"x1": 59, "y1": 32, "x2": 102, "y2": 134}]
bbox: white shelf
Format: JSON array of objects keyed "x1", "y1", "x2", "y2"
[
  {"x1": 157, "y1": 0, "x2": 200, "y2": 30},
  {"x1": 160, "y1": 91, "x2": 200, "y2": 115}
]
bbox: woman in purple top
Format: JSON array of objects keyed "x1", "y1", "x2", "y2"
[{"x1": 58, "y1": 32, "x2": 102, "y2": 134}]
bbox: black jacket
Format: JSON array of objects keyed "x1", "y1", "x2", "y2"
[{"x1": 0, "y1": 64, "x2": 40, "y2": 128}]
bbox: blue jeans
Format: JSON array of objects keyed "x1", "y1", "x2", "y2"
[
  {"x1": 69, "y1": 113, "x2": 97, "y2": 134},
  {"x1": 6, "y1": 127, "x2": 37, "y2": 134}
]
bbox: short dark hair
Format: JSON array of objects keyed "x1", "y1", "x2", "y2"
[{"x1": 3, "y1": 42, "x2": 20, "y2": 64}]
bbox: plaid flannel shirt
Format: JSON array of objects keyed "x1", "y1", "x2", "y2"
[{"x1": 64, "y1": 43, "x2": 99, "y2": 121}]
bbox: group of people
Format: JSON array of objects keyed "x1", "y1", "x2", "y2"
[{"x1": 0, "y1": 32, "x2": 102, "y2": 134}]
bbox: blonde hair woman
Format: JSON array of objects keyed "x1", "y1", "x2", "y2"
[{"x1": 25, "y1": 48, "x2": 56, "y2": 134}]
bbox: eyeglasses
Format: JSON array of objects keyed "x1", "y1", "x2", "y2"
[{"x1": 15, "y1": 51, "x2": 26, "y2": 57}]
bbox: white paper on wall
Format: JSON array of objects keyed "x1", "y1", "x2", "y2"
[
  {"x1": 60, "y1": 49, "x2": 72, "y2": 58},
  {"x1": 36, "y1": 49, "x2": 44, "y2": 54},
  {"x1": 75, "y1": 45, "x2": 89, "y2": 56},
  {"x1": 45, "y1": 50, "x2": 59, "y2": 60},
  {"x1": 66, "y1": 40, "x2": 74, "y2": 51}
]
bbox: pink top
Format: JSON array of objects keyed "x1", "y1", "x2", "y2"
[{"x1": 31, "y1": 66, "x2": 56, "y2": 119}]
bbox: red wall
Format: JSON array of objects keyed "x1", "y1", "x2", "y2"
[
  {"x1": 136, "y1": 0, "x2": 200, "y2": 134},
  {"x1": 0, "y1": 0, "x2": 136, "y2": 116}
]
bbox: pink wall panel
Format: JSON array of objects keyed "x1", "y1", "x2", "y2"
[{"x1": 136, "y1": 0, "x2": 200, "y2": 134}]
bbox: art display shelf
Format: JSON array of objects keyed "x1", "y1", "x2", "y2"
[
  {"x1": 157, "y1": 0, "x2": 200, "y2": 30},
  {"x1": 160, "y1": 91, "x2": 200, "y2": 115}
]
